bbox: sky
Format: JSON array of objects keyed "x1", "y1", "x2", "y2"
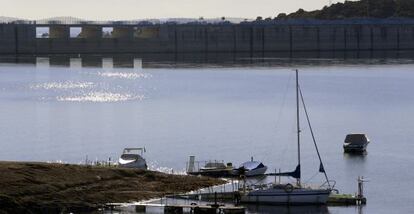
[{"x1": 2, "y1": 0, "x2": 347, "y2": 20}]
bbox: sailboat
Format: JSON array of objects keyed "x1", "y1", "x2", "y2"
[{"x1": 241, "y1": 70, "x2": 332, "y2": 205}]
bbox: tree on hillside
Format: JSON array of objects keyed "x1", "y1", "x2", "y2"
[
  {"x1": 396, "y1": 0, "x2": 414, "y2": 17},
  {"x1": 274, "y1": 0, "x2": 414, "y2": 20},
  {"x1": 366, "y1": 0, "x2": 397, "y2": 18}
]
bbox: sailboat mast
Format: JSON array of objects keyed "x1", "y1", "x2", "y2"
[{"x1": 296, "y1": 69, "x2": 301, "y2": 187}]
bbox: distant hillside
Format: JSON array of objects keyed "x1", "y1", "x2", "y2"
[
  {"x1": 0, "y1": 16, "x2": 28, "y2": 23},
  {"x1": 275, "y1": 0, "x2": 414, "y2": 20},
  {"x1": 1, "y1": 16, "x2": 249, "y2": 25}
]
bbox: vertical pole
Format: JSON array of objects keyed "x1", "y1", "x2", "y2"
[
  {"x1": 397, "y1": 27, "x2": 400, "y2": 51},
  {"x1": 357, "y1": 176, "x2": 361, "y2": 205},
  {"x1": 357, "y1": 176, "x2": 364, "y2": 199},
  {"x1": 232, "y1": 25, "x2": 237, "y2": 54},
  {"x1": 204, "y1": 27, "x2": 208, "y2": 53},
  {"x1": 279, "y1": 168, "x2": 281, "y2": 184},
  {"x1": 14, "y1": 24, "x2": 19, "y2": 55},
  {"x1": 317, "y1": 27, "x2": 320, "y2": 53},
  {"x1": 344, "y1": 27, "x2": 347, "y2": 51},
  {"x1": 370, "y1": 27, "x2": 374, "y2": 52},
  {"x1": 296, "y1": 69, "x2": 301, "y2": 187},
  {"x1": 262, "y1": 27, "x2": 265, "y2": 58},
  {"x1": 249, "y1": 26, "x2": 253, "y2": 58},
  {"x1": 174, "y1": 26, "x2": 178, "y2": 54},
  {"x1": 243, "y1": 176, "x2": 246, "y2": 193},
  {"x1": 289, "y1": 26, "x2": 293, "y2": 58}
]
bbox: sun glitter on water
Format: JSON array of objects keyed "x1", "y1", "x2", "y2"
[{"x1": 57, "y1": 92, "x2": 145, "y2": 103}]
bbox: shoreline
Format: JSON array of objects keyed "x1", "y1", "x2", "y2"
[{"x1": 0, "y1": 161, "x2": 225, "y2": 213}]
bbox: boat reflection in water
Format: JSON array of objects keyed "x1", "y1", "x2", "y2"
[{"x1": 246, "y1": 204, "x2": 329, "y2": 214}]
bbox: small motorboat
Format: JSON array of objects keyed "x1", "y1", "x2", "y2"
[
  {"x1": 118, "y1": 147, "x2": 148, "y2": 169},
  {"x1": 186, "y1": 156, "x2": 234, "y2": 177},
  {"x1": 189, "y1": 161, "x2": 234, "y2": 177},
  {"x1": 343, "y1": 134, "x2": 370, "y2": 153},
  {"x1": 233, "y1": 158, "x2": 268, "y2": 177}
]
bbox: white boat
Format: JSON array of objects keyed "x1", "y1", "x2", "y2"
[
  {"x1": 241, "y1": 70, "x2": 333, "y2": 205},
  {"x1": 234, "y1": 158, "x2": 268, "y2": 177},
  {"x1": 118, "y1": 147, "x2": 147, "y2": 169}
]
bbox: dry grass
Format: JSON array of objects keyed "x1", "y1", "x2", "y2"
[{"x1": 0, "y1": 161, "x2": 224, "y2": 213}]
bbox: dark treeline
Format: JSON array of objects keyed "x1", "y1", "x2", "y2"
[{"x1": 274, "y1": 0, "x2": 414, "y2": 20}]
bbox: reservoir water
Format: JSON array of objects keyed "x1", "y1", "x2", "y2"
[{"x1": 0, "y1": 55, "x2": 413, "y2": 213}]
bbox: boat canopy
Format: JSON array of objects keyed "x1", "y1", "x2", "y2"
[
  {"x1": 204, "y1": 162, "x2": 227, "y2": 169},
  {"x1": 345, "y1": 134, "x2": 368, "y2": 144},
  {"x1": 122, "y1": 147, "x2": 146, "y2": 155},
  {"x1": 239, "y1": 161, "x2": 265, "y2": 170}
]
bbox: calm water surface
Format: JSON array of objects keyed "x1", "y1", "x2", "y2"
[{"x1": 0, "y1": 57, "x2": 413, "y2": 213}]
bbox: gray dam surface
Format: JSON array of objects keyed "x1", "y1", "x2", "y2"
[{"x1": 2, "y1": 19, "x2": 414, "y2": 55}]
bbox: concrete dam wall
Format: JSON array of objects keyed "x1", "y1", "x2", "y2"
[{"x1": 2, "y1": 20, "x2": 414, "y2": 55}]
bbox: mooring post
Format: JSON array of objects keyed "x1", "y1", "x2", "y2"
[
  {"x1": 165, "y1": 206, "x2": 183, "y2": 214},
  {"x1": 222, "y1": 208, "x2": 246, "y2": 214},
  {"x1": 194, "y1": 206, "x2": 216, "y2": 214},
  {"x1": 214, "y1": 192, "x2": 217, "y2": 206},
  {"x1": 135, "y1": 205, "x2": 146, "y2": 213},
  {"x1": 357, "y1": 176, "x2": 365, "y2": 205},
  {"x1": 234, "y1": 191, "x2": 241, "y2": 205}
]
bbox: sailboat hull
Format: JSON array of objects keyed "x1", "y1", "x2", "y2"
[{"x1": 241, "y1": 188, "x2": 331, "y2": 205}]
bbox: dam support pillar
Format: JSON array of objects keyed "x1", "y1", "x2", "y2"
[
  {"x1": 0, "y1": 24, "x2": 18, "y2": 54},
  {"x1": 79, "y1": 26, "x2": 102, "y2": 39},
  {"x1": 49, "y1": 25, "x2": 69, "y2": 39},
  {"x1": 112, "y1": 26, "x2": 133, "y2": 39}
]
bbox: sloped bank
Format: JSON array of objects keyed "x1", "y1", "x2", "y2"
[{"x1": 0, "y1": 161, "x2": 224, "y2": 213}]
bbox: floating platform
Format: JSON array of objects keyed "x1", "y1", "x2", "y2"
[{"x1": 327, "y1": 193, "x2": 366, "y2": 205}]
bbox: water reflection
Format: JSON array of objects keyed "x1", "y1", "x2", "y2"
[
  {"x1": 82, "y1": 56, "x2": 103, "y2": 67},
  {"x1": 343, "y1": 153, "x2": 367, "y2": 176},
  {"x1": 49, "y1": 56, "x2": 70, "y2": 67},
  {"x1": 70, "y1": 58, "x2": 82, "y2": 68},
  {"x1": 2, "y1": 51, "x2": 414, "y2": 69},
  {"x1": 2, "y1": 54, "x2": 414, "y2": 213},
  {"x1": 246, "y1": 204, "x2": 329, "y2": 214},
  {"x1": 343, "y1": 152, "x2": 368, "y2": 159},
  {"x1": 343, "y1": 152, "x2": 367, "y2": 164}
]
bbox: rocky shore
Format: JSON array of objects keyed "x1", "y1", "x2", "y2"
[{"x1": 0, "y1": 162, "x2": 224, "y2": 213}]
